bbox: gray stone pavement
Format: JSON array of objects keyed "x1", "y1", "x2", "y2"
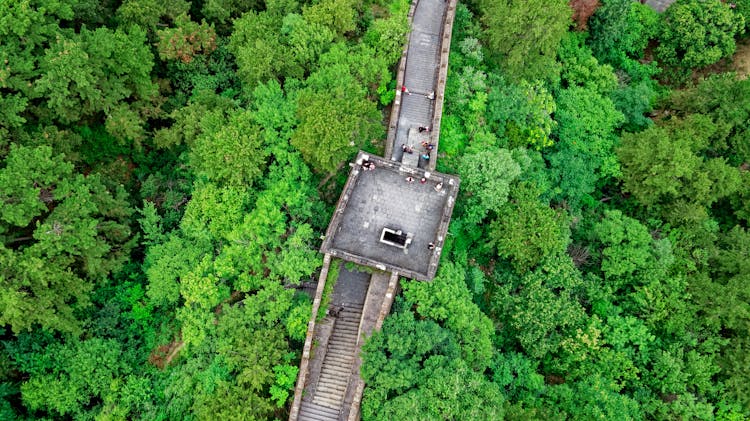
[
  {"x1": 644, "y1": 0, "x2": 675, "y2": 13},
  {"x1": 291, "y1": 0, "x2": 461, "y2": 419},
  {"x1": 391, "y1": 0, "x2": 447, "y2": 166},
  {"x1": 331, "y1": 265, "x2": 370, "y2": 307},
  {"x1": 329, "y1": 159, "x2": 452, "y2": 277}
]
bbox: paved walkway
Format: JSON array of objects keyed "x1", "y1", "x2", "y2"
[
  {"x1": 391, "y1": 0, "x2": 447, "y2": 166},
  {"x1": 298, "y1": 266, "x2": 369, "y2": 420},
  {"x1": 290, "y1": 0, "x2": 458, "y2": 418}
]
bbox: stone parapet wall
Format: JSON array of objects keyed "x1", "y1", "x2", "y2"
[
  {"x1": 427, "y1": 0, "x2": 458, "y2": 171},
  {"x1": 385, "y1": 0, "x2": 420, "y2": 160},
  {"x1": 288, "y1": 254, "x2": 332, "y2": 421}
]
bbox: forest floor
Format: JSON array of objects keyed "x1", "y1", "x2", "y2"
[{"x1": 732, "y1": 37, "x2": 750, "y2": 79}]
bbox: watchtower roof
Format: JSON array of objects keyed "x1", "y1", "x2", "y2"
[{"x1": 320, "y1": 151, "x2": 459, "y2": 280}]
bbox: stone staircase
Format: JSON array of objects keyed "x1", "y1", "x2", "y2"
[
  {"x1": 298, "y1": 265, "x2": 370, "y2": 421},
  {"x1": 289, "y1": 0, "x2": 459, "y2": 417},
  {"x1": 298, "y1": 400, "x2": 341, "y2": 421},
  {"x1": 308, "y1": 305, "x2": 362, "y2": 413}
]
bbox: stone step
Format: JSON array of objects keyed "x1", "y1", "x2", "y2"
[
  {"x1": 329, "y1": 333, "x2": 356, "y2": 340},
  {"x1": 320, "y1": 359, "x2": 353, "y2": 370},
  {"x1": 317, "y1": 380, "x2": 348, "y2": 392},
  {"x1": 331, "y1": 330, "x2": 358, "y2": 339},
  {"x1": 327, "y1": 338, "x2": 356, "y2": 347},
  {"x1": 328, "y1": 337, "x2": 356, "y2": 346},
  {"x1": 320, "y1": 361, "x2": 352, "y2": 370},
  {"x1": 299, "y1": 400, "x2": 340, "y2": 421},
  {"x1": 334, "y1": 326, "x2": 359, "y2": 333},
  {"x1": 301, "y1": 401, "x2": 340, "y2": 416},
  {"x1": 313, "y1": 394, "x2": 344, "y2": 410},
  {"x1": 331, "y1": 327, "x2": 359, "y2": 336},
  {"x1": 323, "y1": 355, "x2": 354, "y2": 366},
  {"x1": 316, "y1": 385, "x2": 347, "y2": 398},
  {"x1": 319, "y1": 369, "x2": 350, "y2": 378},
  {"x1": 320, "y1": 361, "x2": 352, "y2": 371},
  {"x1": 334, "y1": 325, "x2": 360, "y2": 332},
  {"x1": 327, "y1": 341, "x2": 357, "y2": 350},
  {"x1": 316, "y1": 380, "x2": 348, "y2": 393},
  {"x1": 335, "y1": 320, "x2": 360, "y2": 326},
  {"x1": 331, "y1": 327, "x2": 358, "y2": 336}
]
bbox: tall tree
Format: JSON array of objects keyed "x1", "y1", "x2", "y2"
[
  {"x1": 189, "y1": 110, "x2": 268, "y2": 188},
  {"x1": 486, "y1": 77, "x2": 557, "y2": 149},
  {"x1": 291, "y1": 43, "x2": 384, "y2": 173},
  {"x1": 548, "y1": 85, "x2": 623, "y2": 208},
  {"x1": 489, "y1": 182, "x2": 569, "y2": 272},
  {"x1": 34, "y1": 25, "x2": 158, "y2": 141},
  {"x1": 617, "y1": 115, "x2": 742, "y2": 214},
  {"x1": 477, "y1": 0, "x2": 571, "y2": 81},
  {"x1": 0, "y1": 145, "x2": 133, "y2": 334},
  {"x1": 456, "y1": 148, "x2": 521, "y2": 224},
  {"x1": 656, "y1": 0, "x2": 745, "y2": 74},
  {"x1": 587, "y1": 0, "x2": 659, "y2": 67}
]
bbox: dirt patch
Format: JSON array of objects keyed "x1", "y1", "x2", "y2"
[
  {"x1": 732, "y1": 38, "x2": 750, "y2": 79},
  {"x1": 149, "y1": 338, "x2": 185, "y2": 369}
]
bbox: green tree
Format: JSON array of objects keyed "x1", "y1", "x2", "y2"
[
  {"x1": 617, "y1": 115, "x2": 742, "y2": 214},
  {"x1": 116, "y1": 0, "x2": 190, "y2": 29},
  {"x1": 546, "y1": 373, "x2": 642, "y2": 420},
  {"x1": 363, "y1": 1, "x2": 411, "y2": 65},
  {"x1": 486, "y1": 77, "x2": 557, "y2": 149},
  {"x1": 229, "y1": 11, "x2": 286, "y2": 89},
  {"x1": 302, "y1": 0, "x2": 360, "y2": 37},
  {"x1": 362, "y1": 262, "x2": 503, "y2": 420},
  {"x1": 0, "y1": 0, "x2": 72, "y2": 132},
  {"x1": 656, "y1": 0, "x2": 745, "y2": 73},
  {"x1": 18, "y1": 338, "x2": 138, "y2": 418},
  {"x1": 34, "y1": 25, "x2": 158, "y2": 141},
  {"x1": 558, "y1": 33, "x2": 618, "y2": 95},
  {"x1": 202, "y1": 0, "x2": 262, "y2": 25},
  {"x1": 588, "y1": 0, "x2": 660, "y2": 67},
  {"x1": 281, "y1": 14, "x2": 335, "y2": 77},
  {"x1": 477, "y1": 0, "x2": 571, "y2": 81},
  {"x1": 489, "y1": 182, "x2": 568, "y2": 272},
  {"x1": 291, "y1": 44, "x2": 384, "y2": 173},
  {"x1": 456, "y1": 148, "x2": 521, "y2": 224},
  {"x1": 491, "y1": 253, "x2": 587, "y2": 362},
  {"x1": 592, "y1": 210, "x2": 654, "y2": 281},
  {"x1": 189, "y1": 110, "x2": 268, "y2": 187},
  {"x1": 157, "y1": 14, "x2": 217, "y2": 64},
  {"x1": 401, "y1": 262, "x2": 495, "y2": 368},
  {"x1": 548, "y1": 86, "x2": 624, "y2": 208},
  {"x1": 1, "y1": 145, "x2": 133, "y2": 334},
  {"x1": 667, "y1": 75, "x2": 750, "y2": 166}
]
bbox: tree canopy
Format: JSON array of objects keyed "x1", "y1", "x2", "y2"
[{"x1": 2, "y1": 0, "x2": 750, "y2": 419}]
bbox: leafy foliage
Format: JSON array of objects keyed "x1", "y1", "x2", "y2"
[
  {"x1": 657, "y1": 0, "x2": 745, "y2": 74},
  {"x1": 1, "y1": 145, "x2": 133, "y2": 334},
  {"x1": 3, "y1": 0, "x2": 750, "y2": 419},
  {"x1": 477, "y1": 0, "x2": 572, "y2": 82},
  {"x1": 489, "y1": 182, "x2": 569, "y2": 272},
  {"x1": 157, "y1": 14, "x2": 217, "y2": 64}
]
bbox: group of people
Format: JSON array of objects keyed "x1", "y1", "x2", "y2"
[
  {"x1": 400, "y1": 139, "x2": 435, "y2": 161},
  {"x1": 401, "y1": 86, "x2": 435, "y2": 100},
  {"x1": 405, "y1": 176, "x2": 431, "y2": 184},
  {"x1": 362, "y1": 160, "x2": 376, "y2": 171}
]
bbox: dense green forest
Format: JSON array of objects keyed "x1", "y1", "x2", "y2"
[{"x1": 1, "y1": 0, "x2": 749, "y2": 419}]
